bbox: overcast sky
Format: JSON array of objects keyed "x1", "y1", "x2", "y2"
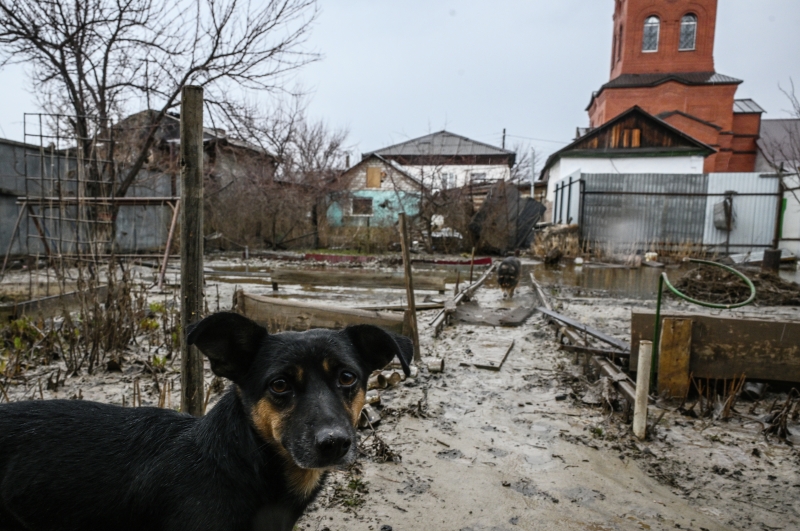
[{"x1": 1, "y1": 0, "x2": 798, "y2": 170}]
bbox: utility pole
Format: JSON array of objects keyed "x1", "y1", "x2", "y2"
[
  {"x1": 502, "y1": 128, "x2": 506, "y2": 149},
  {"x1": 180, "y1": 85, "x2": 205, "y2": 416}
]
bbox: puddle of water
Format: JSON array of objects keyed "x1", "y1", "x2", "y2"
[{"x1": 527, "y1": 263, "x2": 668, "y2": 300}]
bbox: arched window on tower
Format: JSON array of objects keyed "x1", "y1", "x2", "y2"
[
  {"x1": 642, "y1": 16, "x2": 660, "y2": 52},
  {"x1": 679, "y1": 14, "x2": 697, "y2": 50}
]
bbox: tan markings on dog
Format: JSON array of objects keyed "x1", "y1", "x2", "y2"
[
  {"x1": 250, "y1": 398, "x2": 285, "y2": 444},
  {"x1": 347, "y1": 388, "x2": 366, "y2": 427},
  {"x1": 295, "y1": 366, "x2": 304, "y2": 382},
  {"x1": 321, "y1": 358, "x2": 331, "y2": 373},
  {"x1": 286, "y1": 466, "x2": 324, "y2": 499}
]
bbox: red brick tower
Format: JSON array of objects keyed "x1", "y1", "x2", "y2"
[{"x1": 588, "y1": 0, "x2": 762, "y2": 172}]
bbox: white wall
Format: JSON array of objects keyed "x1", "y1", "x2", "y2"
[
  {"x1": 399, "y1": 164, "x2": 511, "y2": 191},
  {"x1": 781, "y1": 175, "x2": 800, "y2": 257},
  {"x1": 545, "y1": 155, "x2": 705, "y2": 202}
]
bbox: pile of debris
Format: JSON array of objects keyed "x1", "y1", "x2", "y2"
[{"x1": 672, "y1": 264, "x2": 800, "y2": 306}]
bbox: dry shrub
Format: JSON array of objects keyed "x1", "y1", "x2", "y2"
[
  {"x1": 532, "y1": 224, "x2": 580, "y2": 259},
  {"x1": 672, "y1": 264, "x2": 800, "y2": 306}
]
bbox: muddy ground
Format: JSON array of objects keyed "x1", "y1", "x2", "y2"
[{"x1": 2, "y1": 255, "x2": 799, "y2": 531}]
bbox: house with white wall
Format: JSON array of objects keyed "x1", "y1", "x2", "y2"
[
  {"x1": 538, "y1": 106, "x2": 713, "y2": 214},
  {"x1": 364, "y1": 131, "x2": 516, "y2": 192}
]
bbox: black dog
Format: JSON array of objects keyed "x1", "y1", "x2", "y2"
[
  {"x1": 497, "y1": 256, "x2": 522, "y2": 299},
  {"x1": 0, "y1": 312, "x2": 412, "y2": 531}
]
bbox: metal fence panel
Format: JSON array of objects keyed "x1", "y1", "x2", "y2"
[
  {"x1": 580, "y1": 173, "x2": 708, "y2": 251},
  {"x1": 702, "y1": 173, "x2": 779, "y2": 253}
]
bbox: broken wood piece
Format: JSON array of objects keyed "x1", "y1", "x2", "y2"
[
  {"x1": 358, "y1": 404, "x2": 381, "y2": 429},
  {"x1": 422, "y1": 357, "x2": 444, "y2": 373},
  {"x1": 559, "y1": 344, "x2": 630, "y2": 358},
  {"x1": 631, "y1": 311, "x2": 800, "y2": 382},
  {"x1": 270, "y1": 268, "x2": 446, "y2": 292},
  {"x1": 368, "y1": 372, "x2": 388, "y2": 390},
  {"x1": 431, "y1": 263, "x2": 497, "y2": 337},
  {"x1": 353, "y1": 302, "x2": 444, "y2": 312},
  {"x1": 592, "y1": 356, "x2": 637, "y2": 405},
  {"x1": 365, "y1": 390, "x2": 381, "y2": 405},
  {"x1": 657, "y1": 318, "x2": 692, "y2": 398},
  {"x1": 471, "y1": 340, "x2": 515, "y2": 371},
  {"x1": 233, "y1": 290, "x2": 405, "y2": 335},
  {"x1": 381, "y1": 370, "x2": 405, "y2": 387}
]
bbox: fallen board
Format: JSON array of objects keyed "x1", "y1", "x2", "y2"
[
  {"x1": 657, "y1": 318, "x2": 692, "y2": 398},
  {"x1": 466, "y1": 340, "x2": 515, "y2": 371},
  {"x1": 233, "y1": 290, "x2": 406, "y2": 335},
  {"x1": 454, "y1": 294, "x2": 537, "y2": 327},
  {"x1": 270, "y1": 268, "x2": 446, "y2": 292},
  {"x1": 631, "y1": 311, "x2": 800, "y2": 382}
]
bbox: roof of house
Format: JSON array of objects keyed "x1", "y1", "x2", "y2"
[
  {"x1": 733, "y1": 99, "x2": 766, "y2": 114},
  {"x1": 365, "y1": 130, "x2": 514, "y2": 159},
  {"x1": 341, "y1": 153, "x2": 423, "y2": 188},
  {"x1": 656, "y1": 110, "x2": 722, "y2": 131},
  {"x1": 539, "y1": 106, "x2": 715, "y2": 181},
  {"x1": 587, "y1": 71, "x2": 742, "y2": 110}
]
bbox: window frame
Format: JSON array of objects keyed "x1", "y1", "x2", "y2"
[
  {"x1": 350, "y1": 197, "x2": 373, "y2": 217},
  {"x1": 642, "y1": 15, "x2": 660, "y2": 53},
  {"x1": 679, "y1": 13, "x2": 698, "y2": 51}
]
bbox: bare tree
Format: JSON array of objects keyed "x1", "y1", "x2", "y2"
[
  {"x1": 0, "y1": 0, "x2": 319, "y2": 198},
  {"x1": 205, "y1": 98, "x2": 350, "y2": 249},
  {"x1": 759, "y1": 79, "x2": 800, "y2": 203}
]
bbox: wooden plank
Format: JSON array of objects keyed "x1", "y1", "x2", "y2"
[
  {"x1": 657, "y1": 318, "x2": 692, "y2": 398},
  {"x1": 366, "y1": 167, "x2": 381, "y2": 188},
  {"x1": 270, "y1": 268, "x2": 446, "y2": 291},
  {"x1": 631, "y1": 311, "x2": 800, "y2": 382},
  {"x1": 0, "y1": 285, "x2": 109, "y2": 321},
  {"x1": 399, "y1": 213, "x2": 420, "y2": 362},
  {"x1": 430, "y1": 263, "x2": 496, "y2": 337},
  {"x1": 233, "y1": 290, "x2": 406, "y2": 335},
  {"x1": 353, "y1": 302, "x2": 443, "y2": 312},
  {"x1": 470, "y1": 340, "x2": 515, "y2": 371},
  {"x1": 535, "y1": 306, "x2": 630, "y2": 352}
]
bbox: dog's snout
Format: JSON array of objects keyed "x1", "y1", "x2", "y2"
[{"x1": 315, "y1": 428, "x2": 351, "y2": 461}]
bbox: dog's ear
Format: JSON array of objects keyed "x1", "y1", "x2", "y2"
[
  {"x1": 343, "y1": 325, "x2": 414, "y2": 376},
  {"x1": 186, "y1": 312, "x2": 267, "y2": 382}
]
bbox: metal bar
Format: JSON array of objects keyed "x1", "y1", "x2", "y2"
[
  {"x1": 18, "y1": 196, "x2": 180, "y2": 205},
  {"x1": 535, "y1": 306, "x2": 630, "y2": 352},
  {"x1": 566, "y1": 176, "x2": 573, "y2": 224},
  {"x1": 581, "y1": 191, "x2": 780, "y2": 197}
]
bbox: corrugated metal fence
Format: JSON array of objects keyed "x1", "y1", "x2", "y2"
[{"x1": 552, "y1": 172, "x2": 780, "y2": 253}]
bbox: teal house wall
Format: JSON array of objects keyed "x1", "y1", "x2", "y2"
[{"x1": 326, "y1": 190, "x2": 420, "y2": 227}]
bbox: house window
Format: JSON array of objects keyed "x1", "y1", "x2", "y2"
[
  {"x1": 366, "y1": 167, "x2": 381, "y2": 188},
  {"x1": 440, "y1": 172, "x2": 457, "y2": 189},
  {"x1": 679, "y1": 14, "x2": 697, "y2": 50},
  {"x1": 642, "y1": 16, "x2": 660, "y2": 52},
  {"x1": 470, "y1": 172, "x2": 487, "y2": 184},
  {"x1": 352, "y1": 197, "x2": 373, "y2": 216}
]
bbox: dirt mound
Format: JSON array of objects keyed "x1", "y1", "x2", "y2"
[{"x1": 671, "y1": 264, "x2": 800, "y2": 306}]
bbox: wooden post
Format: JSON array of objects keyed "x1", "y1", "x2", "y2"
[
  {"x1": 468, "y1": 246, "x2": 476, "y2": 283},
  {"x1": 633, "y1": 341, "x2": 652, "y2": 440},
  {"x1": 180, "y1": 85, "x2": 205, "y2": 416},
  {"x1": 657, "y1": 318, "x2": 692, "y2": 398},
  {"x1": 398, "y1": 213, "x2": 420, "y2": 363}
]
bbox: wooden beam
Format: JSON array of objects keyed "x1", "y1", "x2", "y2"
[
  {"x1": 430, "y1": 263, "x2": 496, "y2": 336},
  {"x1": 631, "y1": 311, "x2": 800, "y2": 382},
  {"x1": 399, "y1": 213, "x2": 421, "y2": 363},
  {"x1": 657, "y1": 318, "x2": 692, "y2": 398},
  {"x1": 233, "y1": 290, "x2": 406, "y2": 335},
  {"x1": 180, "y1": 85, "x2": 205, "y2": 417},
  {"x1": 269, "y1": 268, "x2": 446, "y2": 292}
]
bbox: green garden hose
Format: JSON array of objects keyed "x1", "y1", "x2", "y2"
[{"x1": 651, "y1": 259, "x2": 756, "y2": 386}]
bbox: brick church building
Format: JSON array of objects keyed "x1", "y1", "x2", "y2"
[{"x1": 586, "y1": 0, "x2": 763, "y2": 172}]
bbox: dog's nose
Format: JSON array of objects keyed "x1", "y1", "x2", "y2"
[{"x1": 315, "y1": 429, "x2": 351, "y2": 461}]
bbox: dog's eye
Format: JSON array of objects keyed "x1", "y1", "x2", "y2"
[
  {"x1": 269, "y1": 379, "x2": 290, "y2": 395},
  {"x1": 338, "y1": 371, "x2": 357, "y2": 387}
]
